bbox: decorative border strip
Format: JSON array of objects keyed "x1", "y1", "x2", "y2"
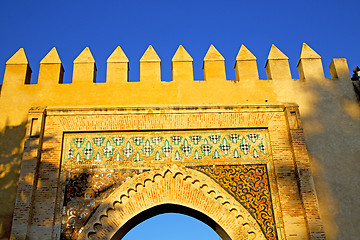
[{"x1": 63, "y1": 129, "x2": 270, "y2": 167}]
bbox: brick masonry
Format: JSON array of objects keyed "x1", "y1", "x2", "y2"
[{"x1": 10, "y1": 104, "x2": 324, "y2": 240}]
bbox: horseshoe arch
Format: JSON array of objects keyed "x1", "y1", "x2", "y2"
[{"x1": 77, "y1": 165, "x2": 266, "y2": 240}]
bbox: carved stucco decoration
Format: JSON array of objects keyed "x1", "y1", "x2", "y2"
[{"x1": 77, "y1": 165, "x2": 266, "y2": 240}]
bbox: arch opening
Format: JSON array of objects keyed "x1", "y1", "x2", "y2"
[{"x1": 111, "y1": 203, "x2": 230, "y2": 240}]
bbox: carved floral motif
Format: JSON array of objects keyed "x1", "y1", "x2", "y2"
[
  {"x1": 61, "y1": 169, "x2": 145, "y2": 240},
  {"x1": 190, "y1": 165, "x2": 277, "y2": 240}
]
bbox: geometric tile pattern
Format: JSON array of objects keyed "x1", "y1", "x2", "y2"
[
  {"x1": 64, "y1": 130, "x2": 269, "y2": 166},
  {"x1": 190, "y1": 164, "x2": 277, "y2": 240},
  {"x1": 61, "y1": 169, "x2": 146, "y2": 240}
]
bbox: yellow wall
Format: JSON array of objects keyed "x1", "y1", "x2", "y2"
[{"x1": 0, "y1": 44, "x2": 359, "y2": 240}]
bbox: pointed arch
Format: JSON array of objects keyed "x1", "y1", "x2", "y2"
[{"x1": 77, "y1": 165, "x2": 266, "y2": 240}]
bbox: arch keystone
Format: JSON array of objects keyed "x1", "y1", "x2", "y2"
[
  {"x1": 106, "y1": 46, "x2": 129, "y2": 83},
  {"x1": 140, "y1": 45, "x2": 161, "y2": 82},
  {"x1": 265, "y1": 45, "x2": 292, "y2": 80},
  {"x1": 203, "y1": 45, "x2": 226, "y2": 81},
  {"x1": 39, "y1": 47, "x2": 64, "y2": 84},
  {"x1": 73, "y1": 47, "x2": 97, "y2": 83},
  {"x1": 297, "y1": 43, "x2": 324, "y2": 81},
  {"x1": 172, "y1": 45, "x2": 193, "y2": 81},
  {"x1": 234, "y1": 45, "x2": 259, "y2": 81}
]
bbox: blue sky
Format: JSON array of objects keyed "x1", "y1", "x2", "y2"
[
  {"x1": 0, "y1": 0, "x2": 358, "y2": 84},
  {"x1": 0, "y1": 0, "x2": 358, "y2": 238},
  {"x1": 123, "y1": 213, "x2": 220, "y2": 240}
]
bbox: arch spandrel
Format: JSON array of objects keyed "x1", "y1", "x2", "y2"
[{"x1": 77, "y1": 165, "x2": 266, "y2": 240}]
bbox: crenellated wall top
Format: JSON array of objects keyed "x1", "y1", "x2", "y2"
[
  {"x1": 0, "y1": 43, "x2": 353, "y2": 116},
  {"x1": 2, "y1": 43, "x2": 351, "y2": 86}
]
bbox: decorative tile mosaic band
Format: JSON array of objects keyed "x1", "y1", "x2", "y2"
[{"x1": 63, "y1": 129, "x2": 270, "y2": 166}]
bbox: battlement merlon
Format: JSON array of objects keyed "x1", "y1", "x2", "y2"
[{"x1": 1, "y1": 43, "x2": 351, "y2": 85}]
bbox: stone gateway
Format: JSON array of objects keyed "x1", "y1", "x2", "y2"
[{"x1": 0, "y1": 44, "x2": 359, "y2": 239}]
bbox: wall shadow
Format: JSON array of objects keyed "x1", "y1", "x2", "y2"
[
  {"x1": 0, "y1": 121, "x2": 27, "y2": 240},
  {"x1": 297, "y1": 78, "x2": 360, "y2": 239},
  {"x1": 0, "y1": 120, "x2": 55, "y2": 240}
]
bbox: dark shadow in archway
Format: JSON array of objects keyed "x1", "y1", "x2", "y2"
[{"x1": 111, "y1": 203, "x2": 230, "y2": 240}]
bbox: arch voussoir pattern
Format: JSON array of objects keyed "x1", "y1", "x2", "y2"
[{"x1": 77, "y1": 165, "x2": 266, "y2": 240}]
